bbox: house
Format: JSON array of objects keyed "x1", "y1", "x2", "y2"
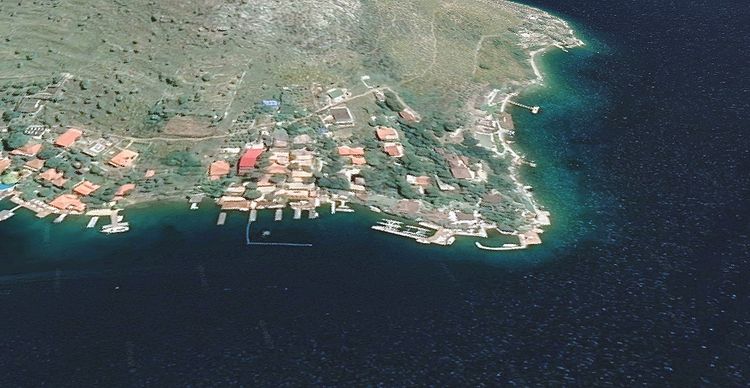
[
  {"x1": 291, "y1": 170, "x2": 313, "y2": 180},
  {"x1": 109, "y1": 150, "x2": 139, "y2": 168},
  {"x1": 0, "y1": 158, "x2": 10, "y2": 174},
  {"x1": 208, "y1": 160, "x2": 231, "y2": 181},
  {"x1": 376, "y1": 127, "x2": 399, "y2": 141},
  {"x1": 269, "y1": 150, "x2": 290, "y2": 166},
  {"x1": 23, "y1": 158, "x2": 45, "y2": 172},
  {"x1": 330, "y1": 106, "x2": 354, "y2": 125},
  {"x1": 11, "y1": 142, "x2": 42, "y2": 157},
  {"x1": 49, "y1": 194, "x2": 86, "y2": 213},
  {"x1": 406, "y1": 175, "x2": 431, "y2": 187},
  {"x1": 399, "y1": 108, "x2": 420, "y2": 122},
  {"x1": 266, "y1": 162, "x2": 288, "y2": 175},
  {"x1": 39, "y1": 169, "x2": 68, "y2": 187},
  {"x1": 383, "y1": 142, "x2": 404, "y2": 158},
  {"x1": 24, "y1": 125, "x2": 49, "y2": 139},
  {"x1": 292, "y1": 134, "x2": 312, "y2": 145},
  {"x1": 54, "y1": 128, "x2": 83, "y2": 148},
  {"x1": 450, "y1": 164, "x2": 473, "y2": 180},
  {"x1": 218, "y1": 196, "x2": 251, "y2": 211},
  {"x1": 73, "y1": 181, "x2": 100, "y2": 196},
  {"x1": 238, "y1": 148, "x2": 264, "y2": 174},
  {"x1": 114, "y1": 183, "x2": 136, "y2": 199},
  {"x1": 350, "y1": 156, "x2": 367, "y2": 165},
  {"x1": 337, "y1": 146, "x2": 365, "y2": 157}
]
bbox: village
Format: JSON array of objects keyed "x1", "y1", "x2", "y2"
[{"x1": 0, "y1": 74, "x2": 552, "y2": 250}]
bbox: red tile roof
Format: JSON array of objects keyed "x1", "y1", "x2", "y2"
[
  {"x1": 73, "y1": 180, "x2": 100, "y2": 196},
  {"x1": 109, "y1": 149, "x2": 139, "y2": 168},
  {"x1": 208, "y1": 160, "x2": 231, "y2": 180},
  {"x1": 337, "y1": 146, "x2": 365, "y2": 156},
  {"x1": 54, "y1": 128, "x2": 83, "y2": 148},
  {"x1": 238, "y1": 148, "x2": 264, "y2": 172},
  {"x1": 50, "y1": 194, "x2": 86, "y2": 212},
  {"x1": 376, "y1": 127, "x2": 399, "y2": 141}
]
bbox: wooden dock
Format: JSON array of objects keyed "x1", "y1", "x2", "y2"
[
  {"x1": 86, "y1": 216, "x2": 100, "y2": 228},
  {"x1": 217, "y1": 212, "x2": 227, "y2": 225}
]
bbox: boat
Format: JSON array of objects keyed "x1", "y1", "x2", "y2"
[{"x1": 101, "y1": 222, "x2": 129, "y2": 234}]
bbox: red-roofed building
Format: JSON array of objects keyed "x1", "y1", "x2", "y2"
[
  {"x1": 23, "y1": 158, "x2": 45, "y2": 171},
  {"x1": 11, "y1": 142, "x2": 43, "y2": 157},
  {"x1": 383, "y1": 142, "x2": 404, "y2": 158},
  {"x1": 54, "y1": 128, "x2": 83, "y2": 148},
  {"x1": 114, "y1": 183, "x2": 136, "y2": 199},
  {"x1": 49, "y1": 194, "x2": 86, "y2": 213},
  {"x1": 238, "y1": 148, "x2": 264, "y2": 174},
  {"x1": 376, "y1": 127, "x2": 399, "y2": 141},
  {"x1": 208, "y1": 160, "x2": 231, "y2": 181},
  {"x1": 73, "y1": 181, "x2": 100, "y2": 196},
  {"x1": 337, "y1": 146, "x2": 365, "y2": 157},
  {"x1": 0, "y1": 158, "x2": 11, "y2": 174}
]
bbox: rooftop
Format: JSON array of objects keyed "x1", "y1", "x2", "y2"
[{"x1": 54, "y1": 128, "x2": 83, "y2": 148}]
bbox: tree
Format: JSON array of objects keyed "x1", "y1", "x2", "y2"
[
  {"x1": 37, "y1": 147, "x2": 59, "y2": 160},
  {"x1": 243, "y1": 189, "x2": 262, "y2": 200},
  {"x1": 5, "y1": 132, "x2": 29, "y2": 149}
]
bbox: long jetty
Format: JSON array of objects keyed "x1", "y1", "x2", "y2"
[
  {"x1": 245, "y1": 220, "x2": 312, "y2": 247},
  {"x1": 508, "y1": 100, "x2": 540, "y2": 114}
]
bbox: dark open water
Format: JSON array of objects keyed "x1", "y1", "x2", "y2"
[{"x1": 1, "y1": 0, "x2": 748, "y2": 385}]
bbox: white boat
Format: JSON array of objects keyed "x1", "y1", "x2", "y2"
[{"x1": 101, "y1": 223, "x2": 129, "y2": 234}]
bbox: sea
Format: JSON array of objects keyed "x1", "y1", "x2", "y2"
[{"x1": 1, "y1": 0, "x2": 748, "y2": 385}]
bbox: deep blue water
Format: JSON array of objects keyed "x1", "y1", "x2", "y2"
[{"x1": 1, "y1": 0, "x2": 748, "y2": 385}]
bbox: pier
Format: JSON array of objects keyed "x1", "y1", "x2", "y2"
[
  {"x1": 86, "y1": 216, "x2": 100, "y2": 228},
  {"x1": 249, "y1": 209, "x2": 257, "y2": 222},
  {"x1": 274, "y1": 209, "x2": 283, "y2": 221},
  {"x1": 371, "y1": 219, "x2": 434, "y2": 244},
  {"x1": 293, "y1": 207, "x2": 302, "y2": 219},
  {"x1": 308, "y1": 209, "x2": 319, "y2": 219},
  {"x1": 217, "y1": 212, "x2": 227, "y2": 226},
  {"x1": 53, "y1": 214, "x2": 67, "y2": 224},
  {"x1": 508, "y1": 100, "x2": 540, "y2": 114}
]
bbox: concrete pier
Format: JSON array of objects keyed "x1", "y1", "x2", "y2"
[
  {"x1": 86, "y1": 216, "x2": 100, "y2": 228},
  {"x1": 249, "y1": 209, "x2": 257, "y2": 222},
  {"x1": 293, "y1": 207, "x2": 302, "y2": 219},
  {"x1": 274, "y1": 209, "x2": 282, "y2": 221},
  {"x1": 53, "y1": 214, "x2": 67, "y2": 223},
  {"x1": 217, "y1": 212, "x2": 227, "y2": 226}
]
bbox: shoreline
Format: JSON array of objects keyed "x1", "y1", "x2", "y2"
[{"x1": 0, "y1": 11, "x2": 584, "y2": 251}]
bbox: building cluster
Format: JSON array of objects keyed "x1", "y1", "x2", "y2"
[
  {"x1": 1, "y1": 124, "x2": 142, "y2": 215},
  {"x1": 215, "y1": 129, "x2": 320, "y2": 211}
]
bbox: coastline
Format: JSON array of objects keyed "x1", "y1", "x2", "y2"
[{"x1": 0, "y1": 7, "x2": 585, "y2": 252}]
